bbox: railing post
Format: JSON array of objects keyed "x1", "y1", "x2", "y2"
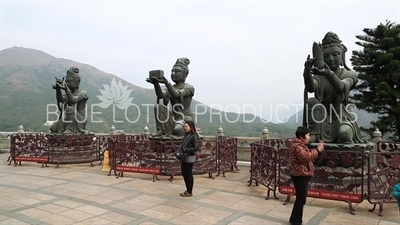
[
  {"x1": 372, "y1": 128, "x2": 382, "y2": 149},
  {"x1": 262, "y1": 127, "x2": 269, "y2": 140},
  {"x1": 217, "y1": 126, "x2": 224, "y2": 137},
  {"x1": 371, "y1": 128, "x2": 382, "y2": 167},
  {"x1": 144, "y1": 125, "x2": 150, "y2": 135},
  {"x1": 110, "y1": 125, "x2": 116, "y2": 135},
  {"x1": 18, "y1": 125, "x2": 24, "y2": 133}
]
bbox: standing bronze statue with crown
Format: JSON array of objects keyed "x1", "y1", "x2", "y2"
[{"x1": 302, "y1": 32, "x2": 366, "y2": 145}]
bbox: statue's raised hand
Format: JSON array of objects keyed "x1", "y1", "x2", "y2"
[
  {"x1": 52, "y1": 77, "x2": 65, "y2": 89},
  {"x1": 304, "y1": 54, "x2": 314, "y2": 71},
  {"x1": 311, "y1": 63, "x2": 333, "y2": 77},
  {"x1": 303, "y1": 55, "x2": 315, "y2": 78}
]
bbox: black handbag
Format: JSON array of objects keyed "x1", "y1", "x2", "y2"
[{"x1": 174, "y1": 145, "x2": 187, "y2": 160}]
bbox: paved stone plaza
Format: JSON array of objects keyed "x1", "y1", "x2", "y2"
[{"x1": 0, "y1": 153, "x2": 399, "y2": 225}]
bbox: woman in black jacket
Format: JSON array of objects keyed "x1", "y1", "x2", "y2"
[{"x1": 180, "y1": 120, "x2": 199, "y2": 197}]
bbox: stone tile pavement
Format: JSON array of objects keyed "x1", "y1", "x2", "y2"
[{"x1": 0, "y1": 154, "x2": 399, "y2": 225}]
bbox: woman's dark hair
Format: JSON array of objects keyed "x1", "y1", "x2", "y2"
[
  {"x1": 185, "y1": 120, "x2": 197, "y2": 135},
  {"x1": 295, "y1": 126, "x2": 310, "y2": 138}
]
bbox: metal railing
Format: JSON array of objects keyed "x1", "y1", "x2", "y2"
[{"x1": 249, "y1": 139, "x2": 400, "y2": 217}]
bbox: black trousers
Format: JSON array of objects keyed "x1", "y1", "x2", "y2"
[
  {"x1": 181, "y1": 162, "x2": 194, "y2": 194},
  {"x1": 289, "y1": 176, "x2": 311, "y2": 224}
]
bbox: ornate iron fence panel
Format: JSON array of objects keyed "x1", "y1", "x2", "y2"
[
  {"x1": 114, "y1": 137, "x2": 161, "y2": 181},
  {"x1": 9, "y1": 133, "x2": 49, "y2": 167},
  {"x1": 263, "y1": 138, "x2": 293, "y2": 150},
  {"x1": 46, "y1": 134, "x2": 98, "y2": 168},
  {"x1": 110, "y1": 137, "x2": 218, "y2": 182},
  {"x1": 217, "y1": 136, "x2": 239, "y2": 177},
  {"x1": 195, "y1": 139, "x2": 218, "y2": 177},
  {"x1": 367, "y1": 150, "x2": 400, "y2": 216},
  {"x1": 162, "y1": 140, "x2": 184, "y2": 181},
  {"x1": 279, "y1": 149, "x2": 366, "y2": 215},
  {"x1": 109, "y1": 135, "x2": 134, "y2": 174},
  {"x1": 162, "y1": 139, "x2": 218, "y2": 181},
  {"x1": 248, "y1": 141, "x2": 279, "y2": 199},
  {"x1": 96, "y1": 135, "x2": 113, "y2": 164}
]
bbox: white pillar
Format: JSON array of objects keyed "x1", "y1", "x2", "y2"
[
  {"x1": 262, "y1": 127, "x2": 269, "y2": 140},
  {"x1": 110, "y1": 125, "x2": 116, "y2": 135},
  {"x1": 217, "y1": 126, "x2": 224, "y2": 136},
  {"x1": 18, "y1": 125, "x2": 24, "y2": 133},
  {"x1": 372, "y1": 128, "x2": 382, "y2": 144},
  {"x1": 144, "y1": 125, "x2": 150, "y2": 135},
  {"x1": 372, "y1": 127, "x2": 382, "y2": 152}
]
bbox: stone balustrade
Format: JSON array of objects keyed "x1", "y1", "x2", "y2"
[{"x1": 1, "y1": 125, "x2": 385, "y2": 163}]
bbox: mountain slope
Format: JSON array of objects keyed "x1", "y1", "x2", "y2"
[
  {"x1": 281, "y1": 107, "x2": 379, "y2": 138},
  {"x1": 0, "y1": 47, "x2": 293, "y2": 137}
]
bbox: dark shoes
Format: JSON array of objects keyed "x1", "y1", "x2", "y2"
[
  {"x1": 289, "y1": 222, "x2": 303, "y2": 225},
  {"x1": 180, "y1": 191, "x2": 193, "y2": 197}
]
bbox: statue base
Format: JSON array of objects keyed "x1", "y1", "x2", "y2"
[{"x1": 45, "y1": 133, "x2": 98, "y2": 167}]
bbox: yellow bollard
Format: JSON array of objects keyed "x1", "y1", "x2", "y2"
[{"x1": 101, "y1": 150, "x2": 110, "y2": 172}]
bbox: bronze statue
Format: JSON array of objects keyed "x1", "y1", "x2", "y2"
[
  {"x1": 50, "y1": 67, "x2": 89, "y2": 134},
  {"x1": 146, "y1": 58, "x2": 194, "y2": 137},
  {"x1": 303, "y1": 32, "x2": 366, "y2": 144}
]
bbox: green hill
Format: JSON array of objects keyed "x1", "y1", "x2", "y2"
[
  {"x1": 281, "y1": 107, "x2": 379, "y2": 139},
  {"x1": 0, "y1": 47, "x2": 294, "y2": 137}
]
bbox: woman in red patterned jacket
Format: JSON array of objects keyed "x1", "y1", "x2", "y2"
[{"x1": 289, "y1": 126, "x2": 324, "y2": 225}]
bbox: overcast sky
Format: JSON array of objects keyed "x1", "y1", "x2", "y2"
[{"x1": 1, "y1": 0, "x2": 399, "y2": 122}]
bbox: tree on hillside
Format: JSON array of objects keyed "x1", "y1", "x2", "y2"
[{"x1": 350, "y1": 20, "x2": 400, "y2": 141}]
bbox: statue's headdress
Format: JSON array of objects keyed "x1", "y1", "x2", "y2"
[
  {"x1": 322, "y1": 32, "x2": 347, "y2": 52},
  {"x1": 67, "y1": 66, "x2": 79, "y2": 76},
  {"x1": 174, "y1": 58, "x2": 190, "y2": 74},
  {"x1": 66, "y1": 66, "x2": 81, "y2": 85},
  {"x1": 321, "y1": 32, "x2": 350, "y2": 70}
]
